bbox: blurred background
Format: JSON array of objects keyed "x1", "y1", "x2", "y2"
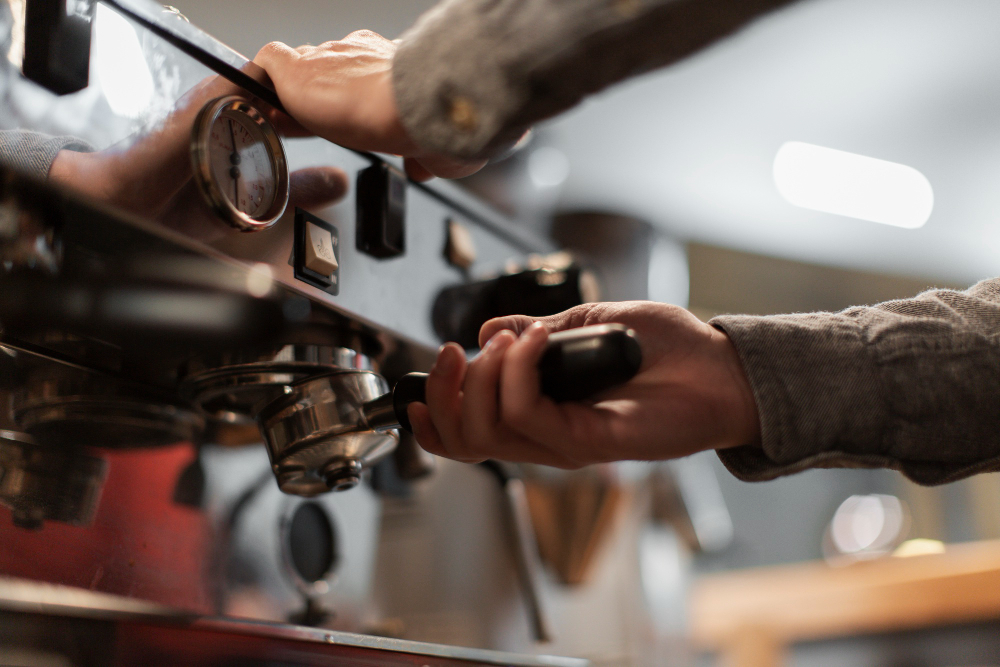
[{"x1": 171, "y1": 1, "x2": 1000, "y2": 665}]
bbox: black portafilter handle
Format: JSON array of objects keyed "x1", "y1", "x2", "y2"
[{"x1": 393, "y1": 323, "x2": 642, "y2": 432}]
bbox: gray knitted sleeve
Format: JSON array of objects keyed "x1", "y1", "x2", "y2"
[
  {"x1": 0, "y1": 130, "x2": 94, "y2": 178},
  {"x1": 392, "y1": 0, "x2": 797, "y2": 158},
  {"x1": 711, "y1": 278, "x2": 1000, "y2": 486}
]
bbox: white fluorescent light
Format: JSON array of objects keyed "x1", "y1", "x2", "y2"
[{"x1": 773, "y1": 141, "x2": 934, "y2": 229}]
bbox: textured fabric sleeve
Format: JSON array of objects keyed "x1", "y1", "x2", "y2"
[
  {"x1": 0, "y1": 130, "x2": 94, "y2": 178},
  {"x1": 392, "y1": 0, "x2": 798, "y2": 158},
  {"x1": 710, "y1": 278, "x2": 1000, "y2": 486}
]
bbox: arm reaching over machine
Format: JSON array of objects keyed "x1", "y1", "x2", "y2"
[
  {"x1": 409, "y1": 279, "x2": 1000, "y2": 485},
  {"x1": 253, "y1": 0, "x2": 798, "y2": 176},
  {"x1": 392, "y1": 0, "x2": 798, "y2": 159},
  {"x1": 253, "y1": 30, "x2": 486, "y2": 182}
]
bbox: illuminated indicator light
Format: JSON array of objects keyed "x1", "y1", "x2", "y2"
[{"x1": 773, "y1": 142, "x2": 934, "y2": 229}]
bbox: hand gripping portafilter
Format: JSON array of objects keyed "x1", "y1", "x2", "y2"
[{"x1": 256, "y1": 324, "x2": 642, "y2": 496}]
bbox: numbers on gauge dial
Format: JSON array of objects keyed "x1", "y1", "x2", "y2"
[{"x1": 208, "y1": 110, "x2": 277, "y2": 218}]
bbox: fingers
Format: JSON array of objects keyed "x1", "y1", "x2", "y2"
[
  {"x1": 424, "y1": 343, "x2": 479, "y2": 461},
  {"x1": 405, "y1": 155, "x2": 486, "y2": 181},
  {"x1": 479, "y1": 315, "x2": 538, "y2": 348},
  {"x1": 403, "y1": 158, "x2": 435, "y2": 182},
  {"x1": 289, "y1": 166, "x2": 350, "y2": 210},
  {"x1": 416, "y1": 324, "x2": 611, "y2": 468},
  {"x1": 477, "y1": 304, "x2": 608, "y2": 349},
  {"x1": 499, "y1": 322, "x2": 570, "y2": 445},
  {"x1": 413, "y1": 154, "x2": 487, "y2": 180},
  {"x1": 460, "y1": 330, "x2": 516, "y2": 454},
  {"x1": 407, "y1": 402, "x2": 446, "y2": 456}
]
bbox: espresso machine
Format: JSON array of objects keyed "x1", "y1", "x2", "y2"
[{"x1": 0, "y1": 1, "x2": 616, "y2": 664}]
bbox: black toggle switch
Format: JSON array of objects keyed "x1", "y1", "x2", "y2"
[
  {"x1": 356, "y1": 162, "x2": 406, "y2": 259},
  {"x1": 23, "y1": 0, "x2": 94, "y2": 95}
]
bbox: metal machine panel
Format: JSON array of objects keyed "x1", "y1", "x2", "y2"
[{"x1": 0, "y1": 0, "x2": 591, "y2": 664}]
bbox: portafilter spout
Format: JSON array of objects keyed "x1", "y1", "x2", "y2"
[{"x1": 257, "y1": 324, "x2": 642, "y2": 496}]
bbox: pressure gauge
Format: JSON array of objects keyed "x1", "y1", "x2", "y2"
[{"x1": 191, "y1": 96, "x2": 290, "y2": 232}]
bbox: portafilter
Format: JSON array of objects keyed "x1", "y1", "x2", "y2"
[{"x1": 257, "y1": 324, "x2": 643, "y2": 496}]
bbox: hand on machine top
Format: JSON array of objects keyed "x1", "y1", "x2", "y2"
[
  {"x1": 407, "y1": 301, "x2": 762, "y2": 468},
  {"x1": 254, "y1": 30, "x2": 486, "y2": 181}
]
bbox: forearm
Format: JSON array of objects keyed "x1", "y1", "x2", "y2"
[
  {"x1": 711, "y1": 278, "x2": 1000, "y2": 485},
  {"x1": 392, "y1": 0, "x2": 798, "y2": 158}
]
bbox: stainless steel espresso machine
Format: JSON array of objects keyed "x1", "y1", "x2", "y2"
[{"x1": 0, "y1": 1, "x2": 604, "y2": 664}]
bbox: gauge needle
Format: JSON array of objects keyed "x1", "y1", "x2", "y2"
[{"x1": 228, "y1": 119, "x2": 241, "y2": 211}]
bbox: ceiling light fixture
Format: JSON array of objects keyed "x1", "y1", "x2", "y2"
[{"x1": 773, "y1": 141, "x2": 933, "y2": 229}]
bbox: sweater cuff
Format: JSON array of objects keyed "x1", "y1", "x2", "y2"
[
  {"x1": 0, "y1": 130, "x2": 94, "y2": 179},
  {"x1": 717, "y1": 443, "x2": 1000, "y2": 487},
  {"x1": 709, "y1": 312, "x2": 889, "y2": 480}
]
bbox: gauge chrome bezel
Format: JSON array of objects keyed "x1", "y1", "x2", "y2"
[{"x1": 190, "y1": 95, "x2": 290, "y2": 232}]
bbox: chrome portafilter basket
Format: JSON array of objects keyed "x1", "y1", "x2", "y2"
[
  {"x1": 181, "y1": 345, "x2": 410, "y2": 496},
  {"x1": 256, "y1": 371, "x2": 399, "y2": 496}
]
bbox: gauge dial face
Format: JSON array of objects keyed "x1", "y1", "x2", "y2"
[
  {"x1": 191, "y1": 96, "x2": 289, "y2": 231},
  {"x1": 208, "y1": 110, "x2": 277, "y2": 218}
]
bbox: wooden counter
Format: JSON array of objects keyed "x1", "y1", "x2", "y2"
[{"x1": 690, "y1": 540, "x2": 1000, "y2": 667}]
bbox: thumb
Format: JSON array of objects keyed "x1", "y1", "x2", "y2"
[{"x1": 289, "y1": 166, "x2": 350, "y2": 210}]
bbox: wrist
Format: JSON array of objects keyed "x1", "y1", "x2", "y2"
[{"x1": 373, "y1": 67, "x2": 420, "y2": 156}]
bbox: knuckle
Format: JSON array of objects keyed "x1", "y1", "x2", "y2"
[
  {"x1": 547, "y1": 303, "x2": 601, "y2": 330},
  {"x1": 256, "y1": 41, "x2": 289, "y2": 59},
  {"x1": 347, "y1": 28, "x2": 381, "y2": 41},
  {"x1": 581, "y1": 302, "x2": 614, "y2": 327}
]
